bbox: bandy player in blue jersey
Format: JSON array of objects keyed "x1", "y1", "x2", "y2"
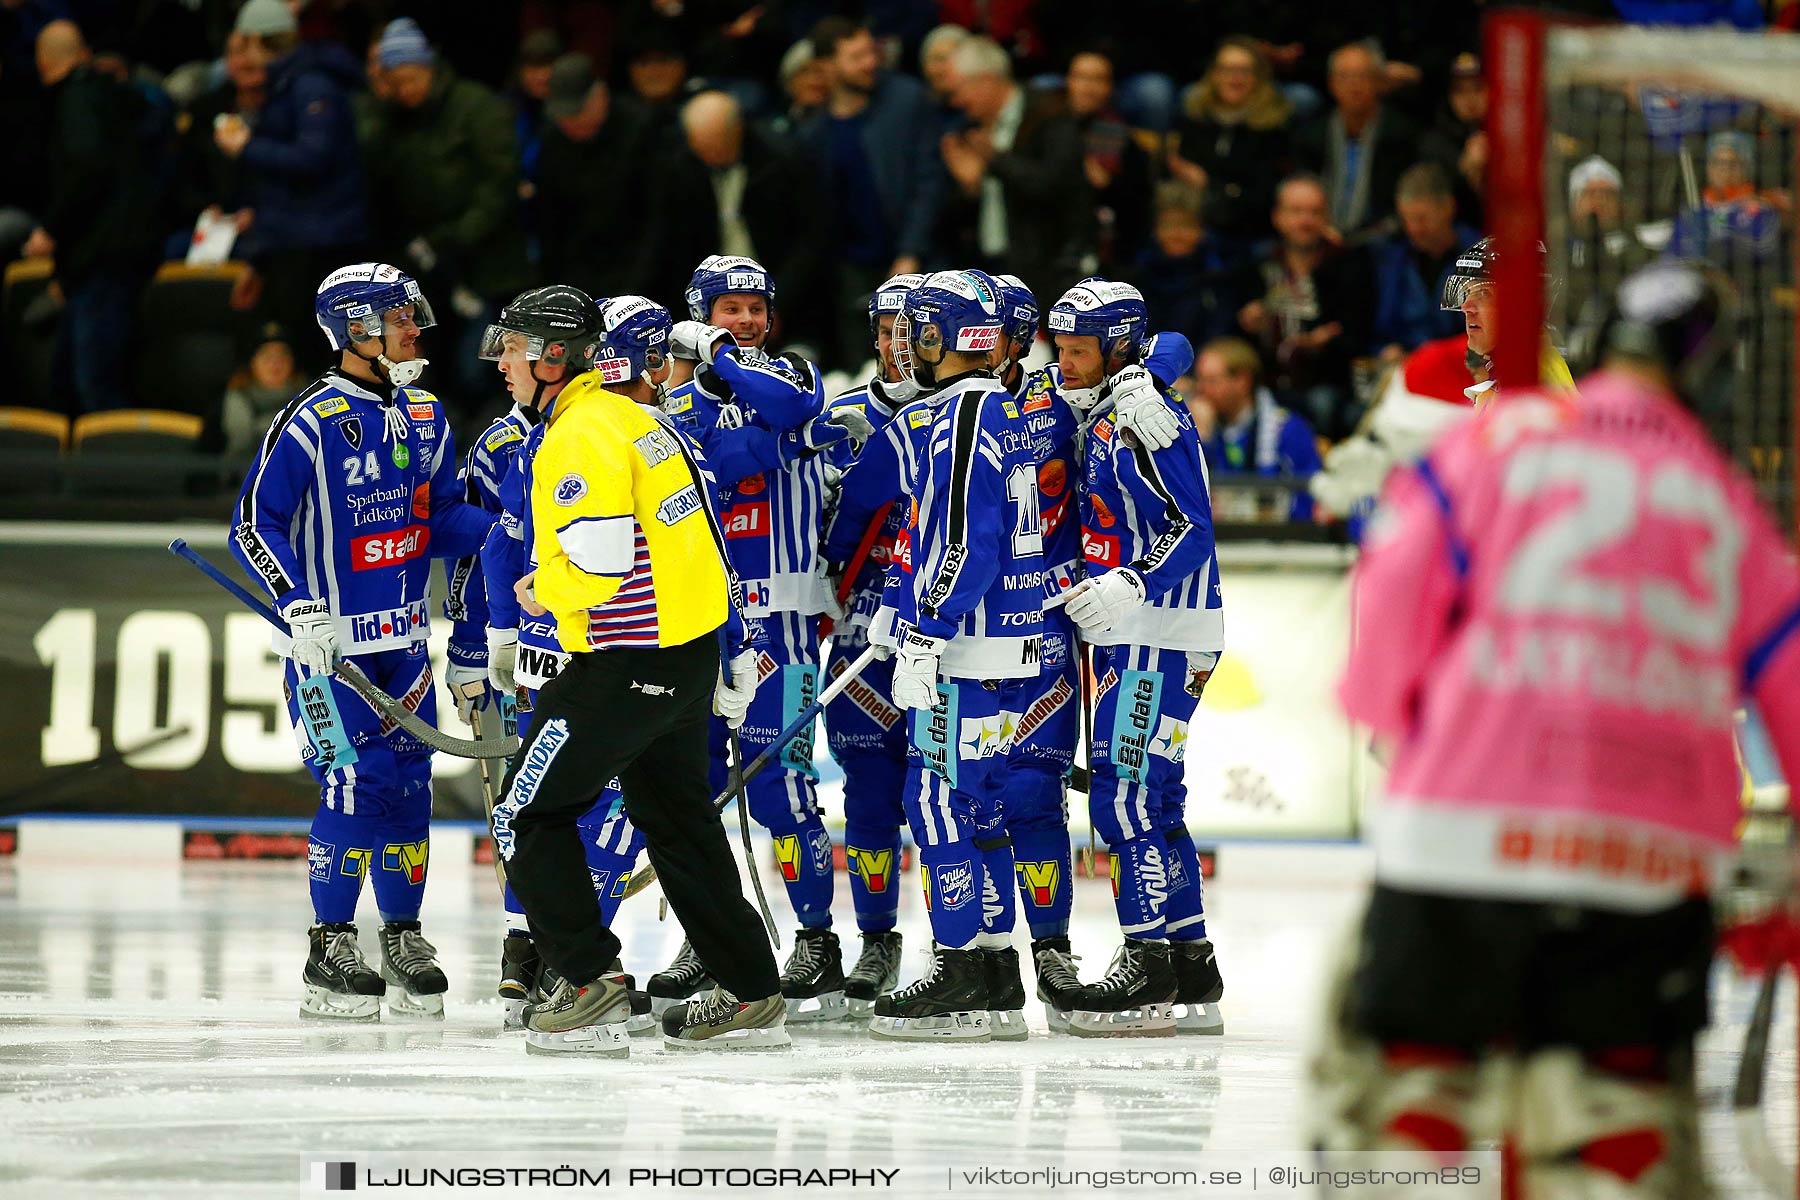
[
  {"x1": 865, "y1": 269, "x2": 1047, "y2": 1044},
  {"x1": 1051, "y1": 279, "x2": 1226, "y2": 1037},
  {"x1": 233, "y1": 263, "x2": 495, "y2": 1021}
]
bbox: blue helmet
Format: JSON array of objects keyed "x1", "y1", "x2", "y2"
[
  {"x1": 868, "y1": 271, "x2": 926, "y2": 340},
  {"x1": 894, "y1": 269, "x2": 1006, "y2": 387},
  {"x1": 1046, "y1": 278, "x2": 1147, "y2": 363},
  {"x1": 685, "y1": 254, "x2": 775, "y2": 322},
  {"x1": 315, "y1": 262, "x2": 435, "y2": 351},
  {"x1": 992, "y1": 273, "x2": 1039, "y2": 347},
  {"x1": 594, "y1": 295, "x2": 673, "y2": 385}
]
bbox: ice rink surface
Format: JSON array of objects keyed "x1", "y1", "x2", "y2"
[{"x1": 1, "y1": 835, "x2": 1793, "y2": 1198}]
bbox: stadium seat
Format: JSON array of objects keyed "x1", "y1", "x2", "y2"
[
  {"x1": 131, "y1": 262, "x2": 254, "y2": 418},
  {"x1": 0, "y1": 406, "x2": 69, "y2": 494},
  {"x1": 2, "y1": 259, "x2": 59, "y2": 413},
  {"x1": 67, "y1": 408, "x2": 206, "y2": 495}
]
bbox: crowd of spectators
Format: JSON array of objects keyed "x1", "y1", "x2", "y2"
[{"x1": 2, "y1": 0, "x2": 1796, "y2": 522}]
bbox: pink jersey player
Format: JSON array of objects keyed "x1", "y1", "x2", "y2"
[{"x1": 1314, "y1": 263, "x2": 1800, "y2": 1198}]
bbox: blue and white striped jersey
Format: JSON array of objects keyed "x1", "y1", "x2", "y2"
[
  {"x1": 232, "y1": 368, "x2": 494, "y2": 654},
  {"x1": 1078, "y1": 385, "x2": 1224, "y2": 652},
  {"x1": 446, "y1": 402, "x2": 537, "y2": 652},
  {"x1": 818, "y1": 379, "x2": 910, "y2": 646},
  {"x1": 661, "y1": 347, "x2": 831, "y2": 616}
]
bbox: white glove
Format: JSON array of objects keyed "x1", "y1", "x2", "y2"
[
  {"x1": 445, "y1": 661, "x2": 490, "y2": 724},
  {"x1": 670, "y1": 321, "x2": 734, "y2": 366},
  {"x1": 486, "y1": 627, "x2": 518, "y2": 695},
  {"x1": 1308, "y1": 435, "x2": 1394, "y2": 515},
  {"x1": 1109, "y1": 366, "x2": 1181, "y2": 451},
  {"x1": 1063, "y1": 568, "x2": 1147, "y2": 635},
  {"x1": 826, "y1": 407, "x2": 875, "y2": 450},
  {"x1": 713, "y1": 648, "x2": 759, "y2": 729},
  {"x1": 891, "y1": 629, "x2": 946, "y2": 711},
  {"x1": 281, "y1": 597, "x2": 338, "y2": 672}
]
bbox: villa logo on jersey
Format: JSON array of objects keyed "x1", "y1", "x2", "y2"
[
  {"x1": 307, "y1": 839, "x2": 335, "y2": 881},
  {"x1": 773, "y1": 835, "x2": 803, "y2": 883},
  {"x1": 1151, "y1": 715, "x2": 1189, "y2": 763},
  {"x1": 936, "y1": 861, "x2": 976, "y2": 911},
  {"x1": 808, "y1": 828, "x2": 833, "y2": 875},
  {"x1": 848, "y1": 846, "x2": 893, "y2": 893},
  {"x1": 410, "y1": 483, "x2": 429, "y2": 520},
  {"x1": 1083, "y1": 529, "x2": 1120, "y2": 568},
  {"x1": 1111, "y1": 670, "x2": 1162, "y2": 785},
  {"x1": 381, "y1": 840, "x2": 428, "y2": 885},
  {"x1": 351, "y1": 524, "x2": 430, "y2": 570},
  {"x1": 722, "y1": 500, "x2": 768, "y2": 539},
  {"x1": 349, "y1": 599, "x2": 428, "y2": 642},
  {"x1": 1016, "y1": 859, "x2": 1061, "y2": 908},
  {"x1": 1041, "y1": 631, "x2": 1069, "y2": 670}
]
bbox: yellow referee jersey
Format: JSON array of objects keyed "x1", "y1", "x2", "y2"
[{"x1": 531, "y1": 372, "x2": 739, "y2": 653}]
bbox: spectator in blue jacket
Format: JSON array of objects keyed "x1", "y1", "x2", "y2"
[
  {"x1": 799, "y1": 16, "x2": 946, "y2": 369},
  {"x1": 211, "y1": 0, "x2": 367, "y2": 362},
  {"x1": 1194, "y1": 337, "x2": 1322, "y2": 523},
  {"x1": 1368, "y1": 161, "x2": 1477, "y2": 364}
]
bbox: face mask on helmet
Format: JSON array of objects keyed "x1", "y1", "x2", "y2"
[
  {"x1": 347, "y1": 298, "x2": 435, "y2": 388},
  {"x1": 892, "y1": 312, "x2": 942, "y2": 390}
]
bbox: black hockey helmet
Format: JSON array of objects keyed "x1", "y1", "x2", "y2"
[
  {"x1": 479, "y1": 284, "x2": 606, "y2": 374},
  {"x1": 1440, "y1": 236, "x2": 1554, "y2": 311},
  {"x1": 1582, "y1": 260, "x2": 1737, "y2": 411}
]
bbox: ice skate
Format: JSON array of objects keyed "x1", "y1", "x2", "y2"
[
  {"x1": 982, "y1": 946, "x2": 1029, "y2": 1041},
  {"x1": 1068, "y1": 939, "x2": 1178, "y2": 1038},
  {"x1": 524, "y1": 973, "x2": 632, "y2": 1057},
  {"x1": 499, "y1": 934, "x2": 541, "y2": 1034},
  {"x1": 843, "y1": 930, "x2": 902, "y2": 1019},
  {"x1": 1031, "y1": 935, "x2": 1083, "y2": 1034},
  {"x1": 661, "y1": 985, "x2": 791, "y2": 1051},
  {"x1": 779, "y1": 928, "x2": 848, "y2": 1022},
  {"x1": 608, "y1": 958, "x2": 656, "y2": 1036},
  {"x1": 647, "y1": 939, "x2": 712, "y2": 1020},
  {"x1": 1170, "y1": 938, "x2": 1225, "y2": 1034},
  {"x1": 868, "y1": 946, "x2": 990, "y2": 1042},
  {"x1": 301, "y1": 922, "x2": 386, "y2": 1021},
  {"x1": 377, "y1": 920, "x2": 448, "y2": 1020}
]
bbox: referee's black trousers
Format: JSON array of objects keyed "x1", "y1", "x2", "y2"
[{"x1": 494, "y1": 631, "x2": 780, "y2": 997}]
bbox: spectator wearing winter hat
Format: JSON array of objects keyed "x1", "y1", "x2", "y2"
[
  {"x1": 219, "y1": 322, "x2": 301, "y2": 462},
  {"x1": 360, "y1": 16, "x2": 531, "y2": 402},
  {"x1": 210, "y1": 0, "x2": 369, "y2": 360},
  {"x1": 1567, "y1": 155, "x2": 1651, "y2": 285},
  {"x1": 1669, "y1": 129, "x2": 1784, "y2": 267}
]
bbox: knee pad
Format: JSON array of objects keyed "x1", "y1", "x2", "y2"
[
  {"x1": 972, "y1": 832, "x2": 1012, "y2": 853},
  {"x1": 1515, "y1": 1046, "x2": 1703, "y2": 1198}
]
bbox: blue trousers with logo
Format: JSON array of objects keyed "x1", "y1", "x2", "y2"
[
  {"x1": 1004, "y1": 612, "x2": 1080, "y2": 940},
  {"x1": 824, "y1": 633, "x2": 909, "y2": 934}
]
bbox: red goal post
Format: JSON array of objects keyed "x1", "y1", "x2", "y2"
[{"x1": 1484, "y1": 12, "x2": 1799, "y2": 535}]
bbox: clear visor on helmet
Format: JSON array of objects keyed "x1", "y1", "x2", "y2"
[
  {"x1": 478, "y1": 326, "x2": 548, "y2": 362},
  {"x1": 351, "y1": 296, "x2": 437, "y2": 342},
  {"x1": 1441, "y1": 272, "x2": 1490, "y2": 312}
]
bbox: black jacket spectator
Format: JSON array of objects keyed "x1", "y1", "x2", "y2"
[
  {"x1": 536, "y1": 88, "x2": 653, "y2": 298},
  {"x1": 1291, "y1": 41, "x2": 1420, "y2": 241},
  {"x1": 1168, "y1": 37, "x2": 1294, "y2": 241},
  {"x1": 43, "y1": 63, "x2": 160, "y2": 282},
  {"x1": 236, "y1": 42, "x2": 367, "y2": 258},
  {"x1": 1064, "y1": 48, "x2": 1154, "y2": 267}
]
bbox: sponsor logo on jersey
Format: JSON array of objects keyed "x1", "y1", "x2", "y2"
[
  {"x1": 348, "y1": 599, "x2": 428, "y2": 642},
  {"x1": 340, "y1": 847, "x2": 371, "y2": 878},
  {"x1": 1041, "y1": 630, "x2": 1069, "y2": 670},
  {"x1": 1095, "y1": 417, "x2": 1114, "y2": 443},
  {"x1": 737, "y1": 471, "x2": 767, "y2": 496},
  {"x1": 1015, "y1": 859, "x2": 1061, "y2": 908},
  {"x1": 492, "y1": 718, "x2": 571, "y2": 861},
  {"x1": 338, "y1": 416, "x2": 362, "y2": 450},
  {"x1": 935, "y1": 861, "x2": 976, "y2": 910},
  {"x1": 553, "y1": 473, "x2": 587, "y2": 506},
  {"x1": 411, "y1": 483, "x2": 429, "y2": 520},
  {"x1": 416, "y1": 422, "x2": 435, "y2": 440},
  {"x1": 828, "y1": 655, "x2": 902, "y2": 730},
  {"x1": 808, "y1": 828, "x2": 833, "y2": 874},
  {"x1": 722, "y1": 500, "x2": 768, "y2": 539},
  {"x1": 1109, "y1": 851, "x2": 1120, "y2": 898},
  {"x1": 381, "y1": 839, "x2": 429, "y2": 885},
  {"x1": 958, "y1": 714, "x2": 1008, "y2": 760},
  {"x1": 1083, "y1": 529, "x2": 1120, "y2": 568},
  {"x1": 891, "y1": 525, "x2": 913, "y2": 570},
  {"x1": 1090, "y1": 495, "x2": 1117, "y2": 527},
  {"x1": 848, "y1": 846, "x2": 893, "y2": 893},
  {"x1": 1047, "y1": 310, "x2": 1076, "y2": 332},
  {"x1": 656, "y1": 485, "x2": 702, "y2": 527},
  {"x1": 1022, "y1": 389, "x2": 1053, "y2": 414},
  {"x1": 907, "y1": 408, "x2": 931, "y2": 429},
  {"x1": 1111, "y1": 670, "x2": 1162, "y2": 785},
  {"x1": 351, "y1": 524, "x2": 430, "y2": 570},
  {"x1": 484, "y1": 425, "x2": 524, "y2": 453},
  {"x1": 1015, "y1": 673, "x2": 1074, "y2": 745},
  {"x1": 517, "y1": 644, "x2": 564, "y2": 684},
  {"x1": 725, "y1": 269, "x2": 767, "y2": 292},
  {"x1": 754, "y1": 651, "x2": 781, "y2": 685},
  {"x1": 1001, "y1": 400, "x2": 1020, "y2": 419},
  {"x1": 1152, "y1": 715, "x2": 1189, "y2": 762},
  {"x1": 376, "y1": 661, "x2": 434, "y2": 736},
  {"x1": 773, "y1": 834, "x2": 803, "y2": 883},
  {"x1": 313, "y1": 397, "x2": 350, "y2": 417},
  {"x1": 407, "y1": 401, "x2": 434, "y2": 421},
  {"x1": 1039, "y1": 458, "x2": 1068, "y2": 497},
  {"x1": 634, "y1": 427, "x2": 680, "y2": 467}
]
